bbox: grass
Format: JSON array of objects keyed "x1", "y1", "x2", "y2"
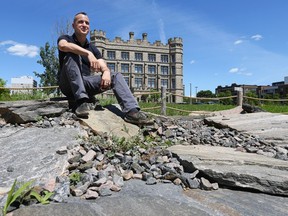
[
  {"x1": 139, "y1": 102, "x2": 236, "y2": 116},
  {"x1": 2, "y1": 92, "x2": 288, "y2": 115},
  {"x1": 259, "y1": 104, "x2": 288, "y2": 114}
]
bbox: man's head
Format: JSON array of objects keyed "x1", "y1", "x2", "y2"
[{"x1": 73, "y1": 12, "x2": 90, "y2": 36}]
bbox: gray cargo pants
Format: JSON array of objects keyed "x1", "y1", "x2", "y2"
[{"x1": 59, "y1": 53, "x2": 139, "y2": 113}]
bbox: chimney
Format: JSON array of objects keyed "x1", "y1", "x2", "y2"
[
  {"x1": 142, "y1": 33, "x2": 147, "y2": 41},
  {"x1": 129, "y1": 32, "x2": 134, "y2": 40}
]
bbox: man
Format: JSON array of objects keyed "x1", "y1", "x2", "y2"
[{"x1": 58, "y1": 12, "x2": 152, "y2": 125}]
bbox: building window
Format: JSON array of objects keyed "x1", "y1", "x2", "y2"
[
  {"x1": 135, "y1": 64, "x2": 143, "y2": 73},
  {"x1": 161, "y1": 66, "x2": 169, "y2": 75},
  {"x1": 121, "y1": 52, "x2": 129, "y2": 60},
  {"x1": 124, "y1": 76, "x2": 130, "y2": 85},
  {"x1": 148, "y1": 78, "x2": 156, "y2": 88},
  {"x1": 171, "y1": 79, "x2": 176, "y2": 89},
  {"x1": 121, "y1": 63, "x2": 129, "y2": 73},
  {"x1": 148, "y1": 54, "x2": 156, "y2": 62},
  {"x1": 135, "y1": 53, "x2": 143, "y2": 61},
  {"x1": 148, "y1": 65, "x2": 156, "y2": 74},
  {"x1": 172, "y1": 66, "x2": 176, "y2": 75},
  {"x1": 161, "y1": 79, "x2": 168, "y2": 88},
  {"x1": 161, "y1": 55, "x2": 168, "y2": 63},
  {"x1": 171, "y1": 54, "x2": 176, "y2": 62},
  {"x1": 135, "y1": 77, "x2": 143, "y2": 88},
  {"x1": 107, "y1": 51, "x2": 115, "y2": 60},
  {"x1": 107, "y1": 63, "x2": 115, "y2": 72}
]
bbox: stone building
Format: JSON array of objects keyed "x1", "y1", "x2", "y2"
[
  {"x1": 90, "y1": 30, "x2": 184, "y2": 103},
  {"x1": 11, "y1": 76, "x2": 37, "y2": 94}
]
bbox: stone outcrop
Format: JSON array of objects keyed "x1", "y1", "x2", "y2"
[
  {"x1": 168, "y1": 145, "x2": 288, "y2": 196},
  {"x1": 0, "y1": 99, "x2": 288, "y2": 203},
  {"x1": 0, "y1": 100, "x2": 68, "y2": 124}
]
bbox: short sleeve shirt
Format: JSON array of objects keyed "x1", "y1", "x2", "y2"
[{"x1": 58, "y1": 34, "x2": 102, "y2": 76}]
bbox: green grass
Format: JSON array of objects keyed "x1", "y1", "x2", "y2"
[
  {"x1": 139, "y1": 102, "x2": 236, "y2": 116},
  {"x1": 260, "y1": 104, "x2": 288, "y2": 114}
]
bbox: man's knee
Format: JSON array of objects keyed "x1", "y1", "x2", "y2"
[{"x1": 63, "y1": 53, "x2": 81, "y2": 66}]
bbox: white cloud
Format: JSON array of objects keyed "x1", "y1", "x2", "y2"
[
  {"x1": 229, "y1": 67, "x2": 239, "y2": 73},
  {"x1": 0, "y1": 40, "x2": 39, "y2": 57},
  {"x1": 190, "y1": 60, "x2": 196, "y2": 64},
  {"x1": 234, "y1": 40, "x2": 243, "y2": 45},
  {"x1": 229, "y1": 67, "x2": 252, "y2": 76},
  {"x1": 251, "y1": 34, "x2": 263, "y2": 41}
]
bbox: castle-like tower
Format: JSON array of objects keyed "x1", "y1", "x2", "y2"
[{"x1": 90, "y1": 30, "x2": 183, "y2": 103}]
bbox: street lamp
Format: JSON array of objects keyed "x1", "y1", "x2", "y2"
[
  {"x1": 190, "y1": 83, "x2": 192, "y2": 104},
  {"x1": 195, "y1": 86, "x2": 198, "y2": 102}
]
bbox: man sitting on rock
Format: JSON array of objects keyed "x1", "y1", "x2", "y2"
[{"x1": 57, "y1": 12, "x2": 152, "y2": 125}]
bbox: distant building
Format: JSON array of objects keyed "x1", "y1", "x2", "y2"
[
  {"x1": 215, "y1": 76, "x2": 288, "y2": 99},
  {"x1": 90, "y1": 30, "x2": 184, "y2": 103},
  {"x1": 11, "y1": 76, "x2": 37, "y2": 94}
]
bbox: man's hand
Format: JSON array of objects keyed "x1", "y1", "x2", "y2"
[
  {"x1": 101, "y1": 70, "x2": 111, "y2": 90},
  {"x1": 88, "y1": 52, "x2": 101, "y2": 71}
]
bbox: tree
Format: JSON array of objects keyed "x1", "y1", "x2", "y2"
[
  {"x1": 34, "y1": 42, "x2": 59, "y2": 94},
  {"x1": 217, "y1": 91, "x2": 233, "y2": 105},
  {"x1": 197, "y1": 90, "x2": 215, "y2": 98},
  {"x1": 0, "y1": 78, "x2": 10, "y2": 100}
]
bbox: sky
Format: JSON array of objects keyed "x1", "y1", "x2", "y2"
[{"x1": 1, "y1": 0, "x2": 288, "y2": 96}]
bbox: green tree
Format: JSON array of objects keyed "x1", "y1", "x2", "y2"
[
  {"x1": 245, "y1": 90, "x2": 259, "y2": 105},
  {"x1": 197, "y1": 90, "x2": 215, "y2": 98},
  {"x1": 34, "y1": 42, "x2": 59, "y2": 95},
  {"x1": 0, "y1": 78, "x2": 10, "y2": 100},
  {"x1": 217, "y1": 91, "x2": 233, "y2": 105}
]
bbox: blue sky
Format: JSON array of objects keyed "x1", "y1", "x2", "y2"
[{"x1": 1, "y1": 0, "x2": 288, "y2": 96}]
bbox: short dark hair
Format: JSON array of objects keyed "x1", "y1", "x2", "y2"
[{"x1": 74, "y1": 12, "x2": 88, "y2": 22}]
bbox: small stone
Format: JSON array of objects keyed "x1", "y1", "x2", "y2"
[
  {"x1": 212, "y1": 182, "x2": 219, "y2": 190},
  {"x1": 122, "y1": 170, "x2": 133, "y2": 180},
  {"x1": 82, "y1": 189, "x2": 99, "y2": 199},
  {"x1": 110, "y1": 184, "x2": 122, "y2": 192},
  {"x1": 7, "y1": 166, "x2": 14, "y2": 172},
  {"x1": 146, "y1": 177, "x2": 157, "y2": 185},
  {"x1": 98, "y1": 187, "x2": 112, "y2": 196},
  {"x1": 82, "y1": 150, "x2": 97, "y2": 162},
  {"x1": 133, "y1": 173, "x2": 143, "y2": 180},
  {"x1": 200, "y1": 177, "x2": 213, "y2": 190},
  {"x1": 56, "y1": 146, "x2": 68, "y2": 155},
  {"x1": 173, "y1": 178, "x2": 182, "y2": 185}
]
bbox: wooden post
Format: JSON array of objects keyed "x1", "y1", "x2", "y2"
[
  {"x1": 161, "y1": 86, "x2": 166, "y2": 115},
  {"x1": 237, "y1": 88, "x2": 243, "y2": 106}
]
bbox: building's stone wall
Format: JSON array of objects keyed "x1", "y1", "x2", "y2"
[{"x1": 90, "y1": 30, "x2": 184, "y2": 103}]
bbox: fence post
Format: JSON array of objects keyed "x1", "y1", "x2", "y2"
[
  {"x1": 236, "y1": 88, "x2": 243, "y2": 106},
  {"x1": 161, "y1": 86, "x2": 166, "y2": 115}
]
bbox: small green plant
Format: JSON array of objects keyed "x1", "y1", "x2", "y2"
[
  {"x1": 30, "y1": 190, "x2": 54, "y2": 204},
  {"x1": 2, "y1": 179, "x2": 33, "y2": 216},
  {"x1": 69, "y1": 172, "x2": 82, "y2": 186}
]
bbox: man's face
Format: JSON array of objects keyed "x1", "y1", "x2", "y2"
[{"x1": 73, "y1": 14, "x2": 90, "y2": 35}]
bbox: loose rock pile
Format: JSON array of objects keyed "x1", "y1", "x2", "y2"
[{"x1": 1, "y1": 110, "x2": 287, "y2": 203}]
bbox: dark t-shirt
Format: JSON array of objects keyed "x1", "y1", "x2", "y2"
[{"x1": 58, "y1": 34, "x2": 102, "y2": 76}]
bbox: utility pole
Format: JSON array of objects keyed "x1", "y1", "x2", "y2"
[
  {"x1": 189, "y1": 83, "x2": 192, "y2": 104},
  {"x1": 195, "y1": 86, "x2": 198, "y2": 102}
]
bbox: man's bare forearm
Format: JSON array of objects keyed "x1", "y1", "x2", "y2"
[{"x1": 58, "y1": 40, "x2": 92, "y2": 57}]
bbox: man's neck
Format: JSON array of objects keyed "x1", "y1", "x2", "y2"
[{"x1": 74, "y1": 33, "x2": 87, "y2": 46}]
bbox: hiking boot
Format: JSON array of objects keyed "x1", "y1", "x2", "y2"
[
  {"x1": 75, "y1": 102, "x2": 90, "y2": 118},
  {"x1": 87, "y1": 96, "x2": 104, "y2": 111},
  {"x1": 124, "y1": 111, "x2": 154, "y2": 125}
]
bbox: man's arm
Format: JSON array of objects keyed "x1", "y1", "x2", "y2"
[{"x1": 58, "y1": 39, "x2": 100, "y2": 71}]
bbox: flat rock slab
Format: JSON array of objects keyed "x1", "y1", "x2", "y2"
[
  {"x1": 168, "y1": 145, "x2": 288, "y2": 196},
  {"x1": 205, "y1": 112, "x2": 288, "y2": 145},
  {"x1": 12, "y1": 180, "x2": 288, "y2": 216},
  {"x1": 79, "y1": 105, "x2": 139, "y2": 138},
  {"x1": 0, "y1": 127, "x2": 81, "y2": 190}
]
